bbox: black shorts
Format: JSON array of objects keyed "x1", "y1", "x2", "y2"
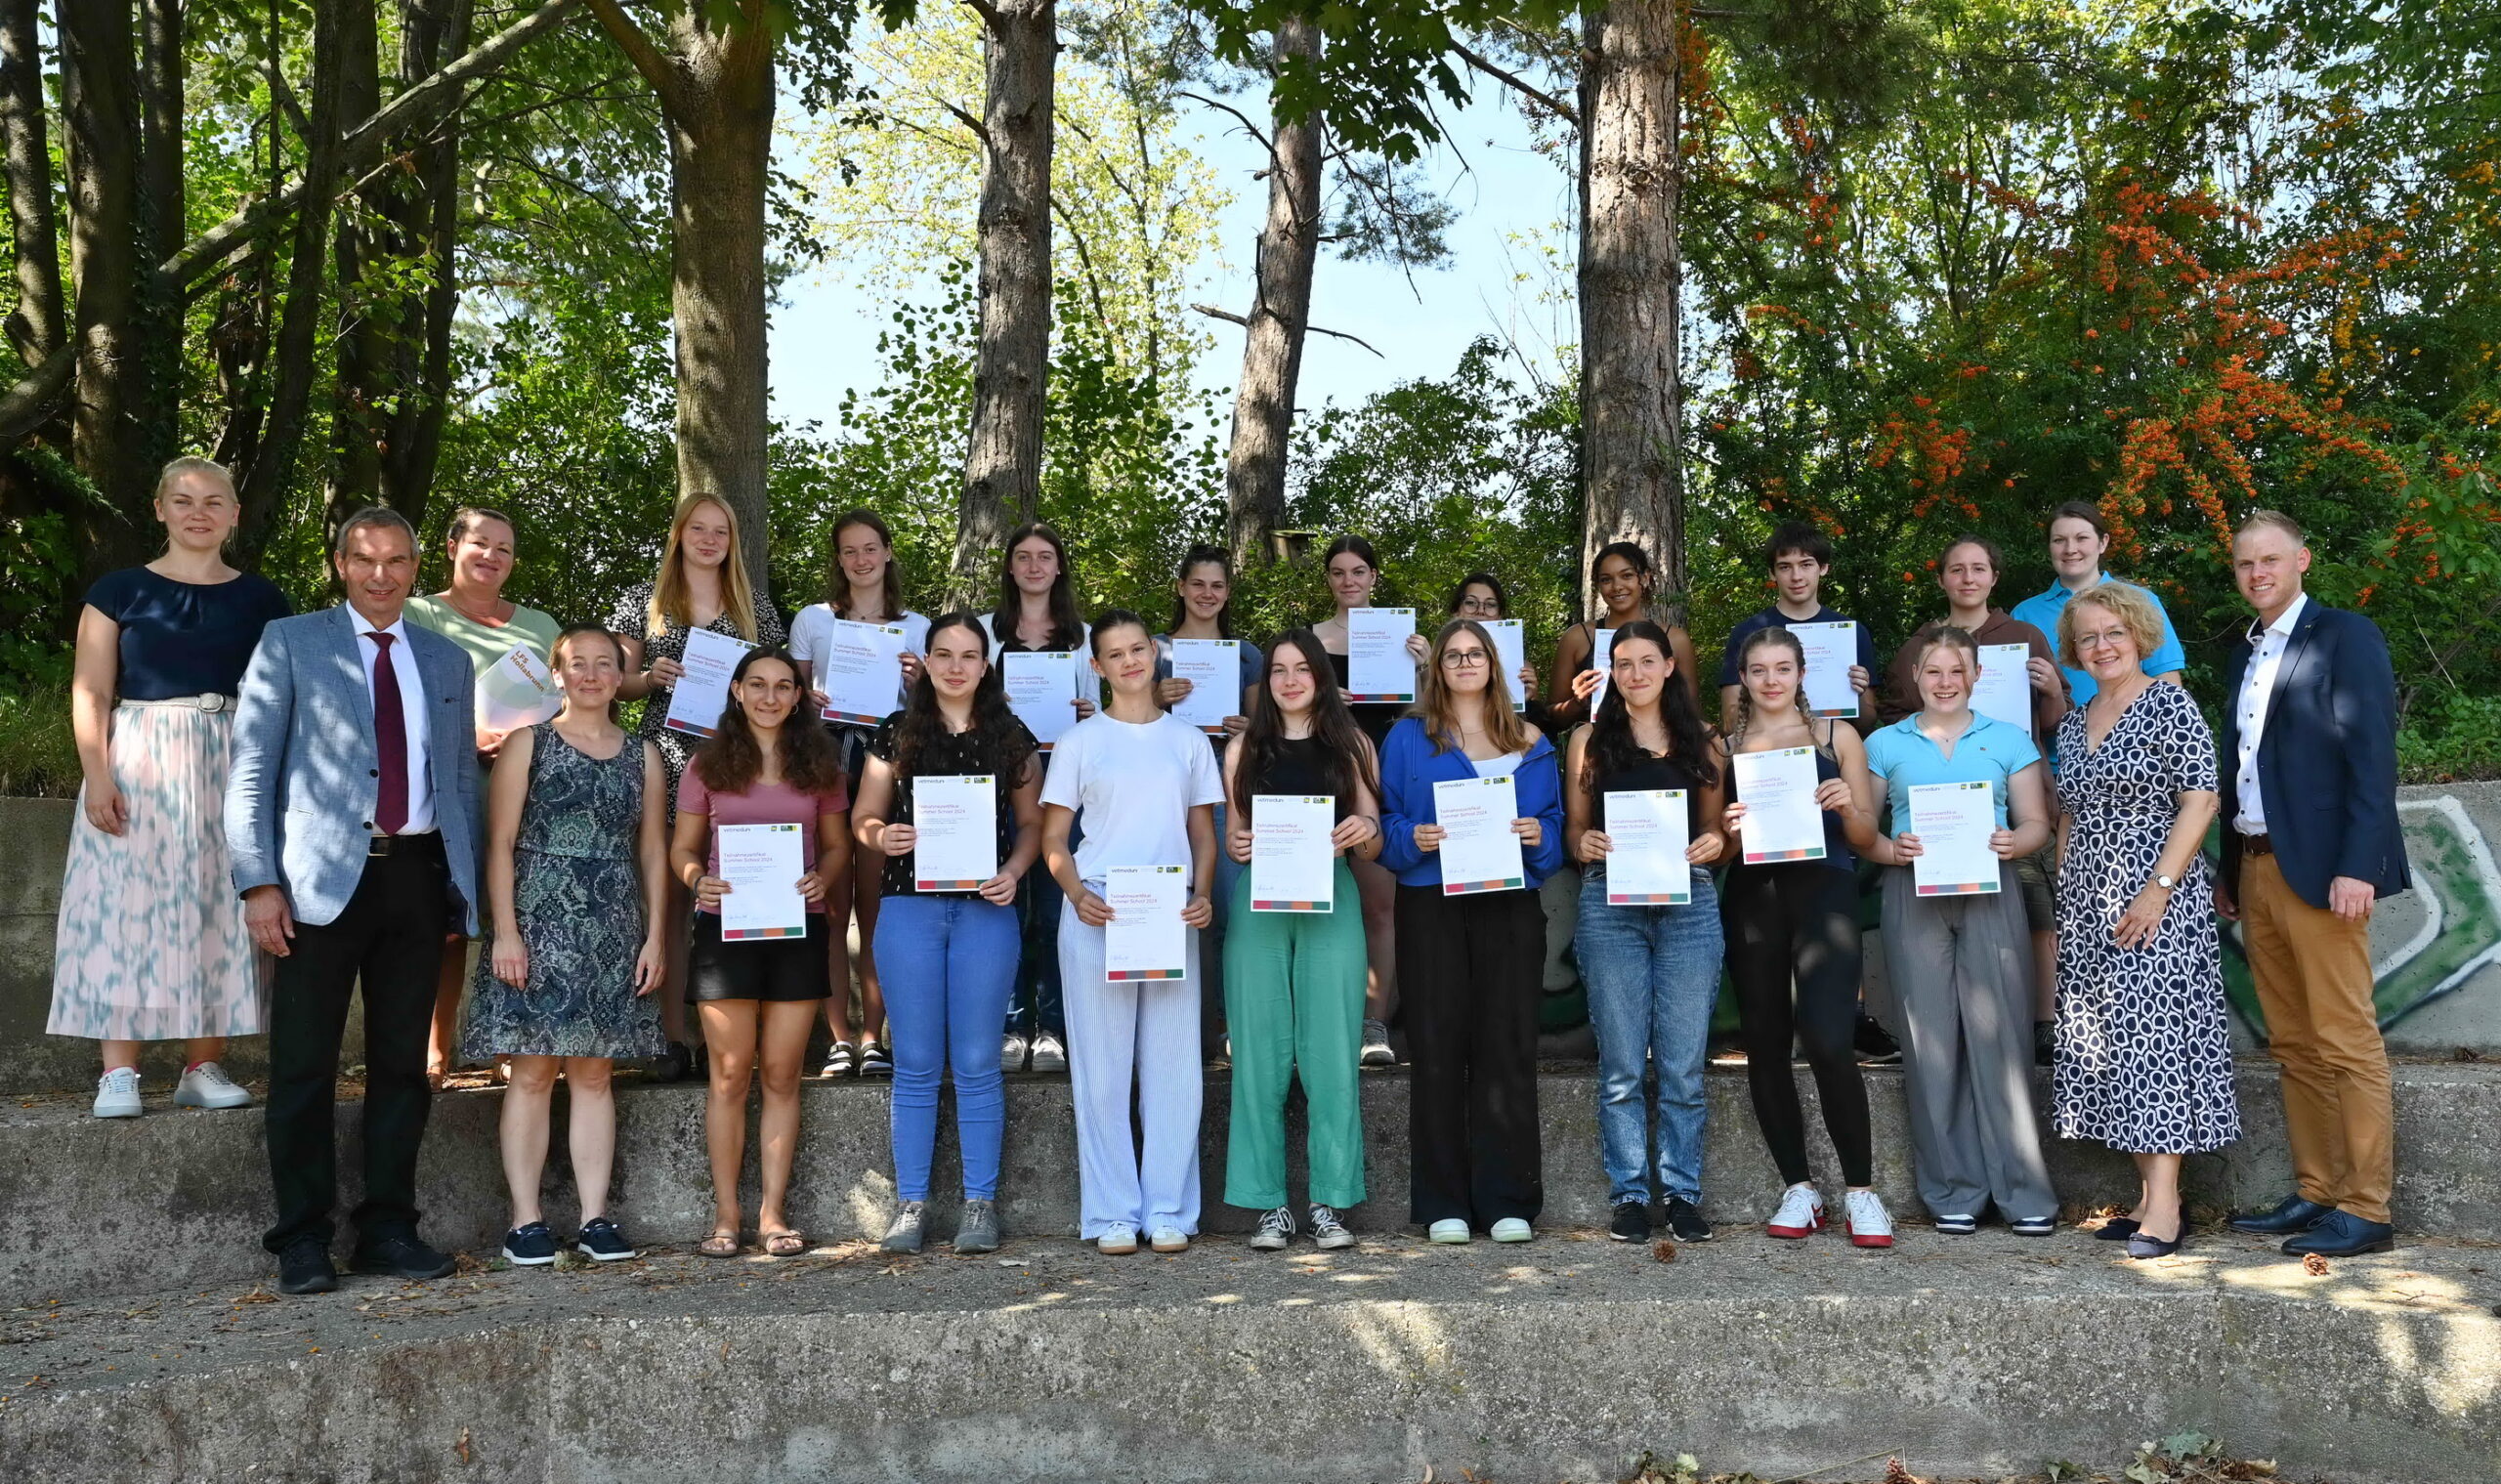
[{"x1": 689, "y1": 912, "x2": 832, "y2": 1003}]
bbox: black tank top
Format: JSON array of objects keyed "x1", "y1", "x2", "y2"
[
  {"x1": 1325, "y1": 650, "x2": 1403, "y2": 746},
  {"x1": 1244, "y1": 734, "x2": 1353, "y2": 821},
  {"x1": 1591, "y1": 748, "x2": 1708, "y2": 834},
  {"x1": 1727, "y1": 723, "x2": 1857, "y2": 870}
]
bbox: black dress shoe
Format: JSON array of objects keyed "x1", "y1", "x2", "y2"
[
  {"x1": 2226, "y1": 1195, "x2": 2333, "y2": 1236},
  {"x1": 352, "y1": 1232, "x2": 457, "y2": 1281},
  {"x1": 2093, "y1": 1217, "x2": 2141, "y2": 1242},
  {"x1": 276, "y1": 1238, "x2": 338, "y2": 1294},
  {"x1": 2281, "y1": 1209, "x2": 2395, "y2": 1257}
]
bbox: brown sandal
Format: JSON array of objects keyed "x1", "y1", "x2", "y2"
[
  {"x1": 698, "y1": 1230, "x2": 742, "y2": 1258},
  {"x1": 761, "y1": 1229, "x2": 807, "y2": 1258}
]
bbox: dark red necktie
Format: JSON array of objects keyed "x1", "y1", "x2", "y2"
[{"x1": 368, "y1": 631, "x2": 408, "y2": 834}]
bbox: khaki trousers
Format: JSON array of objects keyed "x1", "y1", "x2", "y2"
[{"x1": 2240, "y1": 853, "x2": 2393, "y2": 1225}]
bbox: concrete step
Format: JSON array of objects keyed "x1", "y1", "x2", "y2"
[
  {"x1": 7, "y1": 1061, "x2": 2498, "y2": 1301},
  {"x1": 3, "y1": 1227, "x2": 2495, "y2": 1483}
]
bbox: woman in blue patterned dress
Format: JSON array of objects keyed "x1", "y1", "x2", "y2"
[
  {"x1": 2051, "y1": 583, "x2": 2239, "y2": 1260},
  {"x1": 465, "y1": 624, "x2": 669, "y2": 1265}
]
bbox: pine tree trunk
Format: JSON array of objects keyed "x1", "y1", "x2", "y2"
[
  {"x1": 376, "y1": 0, "x2": 472, "y2": 528},
  {"x1": 2, "y1": 0, "x2": 64, "y2": 364},
  {"x1": 322, "y1": 0, "x2": 387, "y2": 529},
  {"x1": 1578, "y1": 0, "x2": 1683, "y2": 598},
  {"x1": 1223, "y1": 17, "x2": 1321, "y2": 572},
  {"x1": 953, "y1": 0, "x2": 1055, "y2": 600},
  {"x1": 58, "y1": 0, "x2": 149, "y2": 570}
]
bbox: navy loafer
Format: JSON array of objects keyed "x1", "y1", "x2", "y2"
[
  {"x1": 2226, "y1": 1195, "x2": 2333, "y2": 1236},
  {"x1": 2281, "y1": 1209, "x2": 2394, "y2": 1257}
]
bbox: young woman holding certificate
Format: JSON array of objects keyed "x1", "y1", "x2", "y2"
[
  {"x1": 852, "y1": 613, "x2": 1041, "y2": 1256},
  {"x1": 1546, "y1": 542, "x2": 1702, "y2": 728},
  {"x1": 669, "y1": 648, "x2": 850, "y2": 1259},
  {"x1": 1860, "y1": 627, "x2": 2059, "y2": 1237},
  {"x1": 1155, "y1": 546, "x2": 1262, "y2": 1060},
  {"x1": 1717, "y1": 626, "x2": 1889, "y2": 1247},
  {"x1": 1041, "y1": 612, "x2": 1225, "y2": 1255},
  {"x1": 1220, "y1": 631, "x2": 1382, "y2": 1251},
  {"x1": 789, "y1": 509, "x2": 931, "y2": 1081},
  {"x1": 1562, "y1": 620, "x2": 1729, "y2": 1247},
  {"x1": 1378, "y1": 619, "x2": 1566, "y2": 1245}
]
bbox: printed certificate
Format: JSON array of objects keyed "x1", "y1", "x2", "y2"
[
  {"x1": 817, "y1": 619, "x2": 910, "y2": 725},
  {"x1": 1790, "y1": 620, "x2": 1861, "y2": 718},
  {"x1": 1434, "y1": 773, "x2": 1525, "y2": 895},
  {"x1": 1249, "y1": 794, "x2": 1335, "y2": 912},
  {"x1": 475, "y1": 644, "x2": 562, "y2": 735},
  {"x1": 662, "y1": 627, "x2": 753, "y2": 739},
  {"x1": 1603, "y1": 788, "x2": 1692, "y2": 906},
  {"x1": 1731, "y1": 746, "x2": 1827, "y2": 864},
  {"x1": 1487, "y1": 619, "x2": 1529, "y2": 712},
  {"x1": 1909, "y1": 780, "x2": 2003, "y2": 896},
  {"x1": 1970, "y1": 644, "x2": 2035, "y2": 740},
  {"x1": 1167, "y1": 638, "x2": 1240, "y2": 734},
  {"x1": 911, "y1": 774, "x2": 996, "y2": 892},
  {"x1": 1590, "y1": 626, "x2": 1616, "y2": 712},
  {"x1": 1103, "y1": 864, "x2": 1188, "y2": 981},
  {"x1": 1003, "y1": 650, "x2": 1082, "y2": 749},
  {"x1": 1347, "y1": 608, "x2": 1417, "y2": 703},
  {"x1": 716, "y1": 822, "x2": 807, "y2": 940}
]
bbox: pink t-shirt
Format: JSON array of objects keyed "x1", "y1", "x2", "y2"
[{"x1": 676, "y1": 762, "x2": 850, "y2": 913}]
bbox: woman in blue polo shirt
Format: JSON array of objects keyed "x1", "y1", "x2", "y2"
[{"x1": 1862, "y1": 626, "x2": 2058, "y2": 1236}]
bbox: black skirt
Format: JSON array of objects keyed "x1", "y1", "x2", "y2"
[{"x1": 689, "y1": 912, "x2": 832, "y2": 1002}]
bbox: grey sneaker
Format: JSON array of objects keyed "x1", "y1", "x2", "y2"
[
  {"x1": 1028, "y1": 1032, "x2": 1067, "y2": 1073},
  {"x1": 1308, "y1": 1205, "x2": 1356, "y2": 1251},
  {"x1": 880, "y1": 1201, "x2": 926, "y2": 1254},
  {"x1": 954, "y1": 1199, "x2": 999, "y2": 1255},
  {"x1": 1359, "y1": 1020, "x2": 1393, "y2": 1067},
  {"x1": 1250, "y1": 1207, "x2": 1294, "y2": 1251}
]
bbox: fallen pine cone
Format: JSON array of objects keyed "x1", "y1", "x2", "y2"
[
  {"x1": 1650, "y1": 1239, "x2": 1676, "y2": 1263},
  {"x1": 1882, "y1": 1460, "x2": 1931, "y2": 1484},
  {"x1": 2303, "y1": 1252, "x2": 2330, "y2": 1277}
]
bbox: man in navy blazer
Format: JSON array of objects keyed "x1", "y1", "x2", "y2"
[
  {"x1": 2215, "y1": 511, "x2": 2409, "y2": 1256},
  {"x1": 226, "y1": 507, "x2": 482, "y2": 1293}
]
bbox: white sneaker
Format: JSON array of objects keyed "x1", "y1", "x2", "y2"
[
  {"x1": 93, "y1": 1067, "x2": 142, "y2": 1119},
  {"x1": 1028, "y1": 1033, "x2": 1067, "y2": 1073},
  {"x1": 1766, "y1": 1183, "x2": 1825, "y2": 1239},
  {"x1": 1250, "y1": 1207, "x2": 1294, "y2": 1251},
  {"x1": 1427, "y1": 1219, "x2": 1470, "y2": 1244},
  {"x1": 1844, "y1": 1189, "x2": 1894, "y2": 1249},
  {"x1": 1489, "y1": 1217, "x2": 1533, "y2": 1243},
  {"x1": 174, "y1": 1061, "x2": 253, "y2": 1110},
  {"x1": 1308, "y1": 1205, "x2": 1356, "y2": 1251},
  {"x1": 1096, "y1": 1223, "x2": 1139, "y2": 1255},
  {"x1": 1001, "y1": 1033, "x2": 1029, "y2": 1072},
  {"x1": 1148, "y1": 1226, "x2": 1190, "y2": 1253}
]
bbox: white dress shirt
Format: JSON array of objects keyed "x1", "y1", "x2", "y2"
[
  {"x1": 356, "y1": 614, "x2": 438, "y2": 834},
  {"x1": 2230, "y1": 590, "x2": 2308, "y2": 836}
]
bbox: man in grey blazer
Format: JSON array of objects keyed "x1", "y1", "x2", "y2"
[{"x1": 226, "y1": 507, "x2": 482, "y2": 1294}]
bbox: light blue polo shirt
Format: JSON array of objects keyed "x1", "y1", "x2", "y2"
[
  {"x1": 2009, "y1": 576, "x2": 2186, "y2": 702},
  {"x1": 1863, "y1": 711, "x2": 2041, "y2": 830}
]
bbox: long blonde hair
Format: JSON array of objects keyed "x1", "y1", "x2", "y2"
[
  {"x1": 647, "y1": 493, "x2": 760, "y2": 642},
  {"x1": 1417, "y1": 618, "x2": 1536, "y2": 756}
]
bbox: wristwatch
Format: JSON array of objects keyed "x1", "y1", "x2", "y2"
[{"x1": 2152, "y1": 871, "x2": 2178, "y2": 891}]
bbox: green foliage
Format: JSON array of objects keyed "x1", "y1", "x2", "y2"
[{"x1": 0, "y1": 687, "x2": 78, "y2": 799}]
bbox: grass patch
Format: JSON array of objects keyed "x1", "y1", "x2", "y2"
[{"x1": 0, "y1": 688, "x2": 78, "y2": 798}]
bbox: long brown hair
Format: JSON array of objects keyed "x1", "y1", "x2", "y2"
[
  {"x1": 690, "y1": 648, "x2": 847, "y2": 795},
  {"x1": 1417, "y1": 617, "x2": 1536, "y2": 756},
  {"x1": 890, "y1": 612, "x2": 1036, "y2": 781},
  {"x1": 1584, "y1": 619, "x2": 1718, "y2": 790},
  {"x1": 827, "y1": 508, "x2": 908, "y2": 622},
  {"x1": 647, "y1": 494, "x2": 760, "y2": 642},
  {"x1": 991, "y1": 522, "x2": 1086, "y2": 651},
  {"x1": 1231, "y1": 630, "x2": 1379, "y2": 824}
]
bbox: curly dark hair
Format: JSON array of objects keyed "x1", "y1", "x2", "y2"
[
  {"x1": 691, "y1": 647, "x2": 849, "y2": 796},
  {"x1": 1584, "y1": 618, "x2": 1718, "y2": 791},
  {"x1": 890, "y1": 612, "x2": 1037, "y2": 782},
  {"x1": 1231, "y1": 629, "x2": 1379, "y2": 824}
]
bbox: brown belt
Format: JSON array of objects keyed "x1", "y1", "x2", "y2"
[{"x1": 2237, "y1": 831, "x2": 2273, "y2": 857}]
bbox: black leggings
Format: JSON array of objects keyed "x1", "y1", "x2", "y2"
[{"x1": 1719, "y1": 860, "x2": 1872, "y2": 1187}]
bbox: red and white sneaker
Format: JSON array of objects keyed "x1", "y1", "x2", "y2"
[
  {"x1": 1844, "y1": 1189, "x2": 1895, "y2": 1249},
  {"x1": 1766, "y1": 1183, "x2": 1825, "y2": 1239}
]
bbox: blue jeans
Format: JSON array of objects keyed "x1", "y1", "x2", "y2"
[
  {"x1": 1576, "y1": 868, "x2": 1724, "y2": 1207},
  {"x1": 876, "y1": 893, "x2": 1021, "y2": 1202}
]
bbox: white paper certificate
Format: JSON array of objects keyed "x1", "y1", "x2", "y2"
[
  {"x1": 1970, "y1": 643, "x2": 2035, "y2": 740},
  {"x1": 1002, "y1": 650, "x2": 1082, "y2": 750},
  {"x1": 1732, "y1": 746, "x2": 1827, "y2": 865},
  {"x1": 1103, "y1": 864, "x2": 1188, "y2": 981},
  {"x1": 1167, "y1": 638, "x2": 1239, "y2": 734},
  {"x1": 818, "y1": 619, "x2": 910, "y2": 725},
  {"x1": 1604, "y1": 789, "x2": 1692, "y2": 906},
  {"x1": 1249, "y1": 794, "x2": 1335, "y2": 912},
  {"x1": 663, "y1": 627, "x2": 753, "y2": 739},
  {"x1": 1589, "y1": 626, "x2": 1616, "y2": 712},
  {"x1": 1487, "y1": 619, "x2": 1529, "y2": 712},
  {"x1": 911, "y1": 774, "x2": 996, "y2": 892},
  {"x1": 1434, "y1": 774, "x2": 1525, "y2": 895},
  {"x1": 1790, "y1": 620, "x2": 1861, "y2": 718},
  {"x1": 1347, "y1": 608, "x2": 1417, "y2": 703},
  {"x1": 475, "y1": 644, "x2": 563, "y2": 735},
  {"x1": 716, "y1": 822, "x2": 808, "y2": 941},
  {"x1": 1909, "y1": 780, "x2": 2003, "y2": 896}
]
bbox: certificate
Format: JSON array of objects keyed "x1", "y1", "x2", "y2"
[
  {"x1": 911, "y1": 774, "x2": 996, "y2": 892},
  {"x1": 1970, "y1": 644, "x2": 2035, "y2": 740},
  {"x1": 1103, "y1": 864, "x2": 1188, "y2": 981},
  {"x1": 1589, "y1": 626, "x2": 1616, "y2": 712},
  {"x1": 1790, "y1": 620, "x2": 1861, "y2": 718},
  {"x1": 1486, "y1": 619, "x2": 1529, "y2": 712},
  {"x1": 1909, "y1": 780, "x2": 2003, "y2": 896},
  {"x1": 817, "y1": 619, "x2": 910, "y2": 725},
  {"x1": 1347, "y1": 608, "x2": 1417, "y2": 703},
  {"x1": 475, "y1": 644, "x2": 562, "y2": 735},
  {"x1": 1167, "y1": 638, "x2": 1239, "y2": 734},
  {"x1": 1603, "y1": 789, "x2": 1692, "y2": 906},
  {"x1": 715, "y1": 822, "x2": 808, "y2": 940},
  {"x1": 1434, "y1": 774, "x2": 1525, "y2": 895},
  {"x1": 1249, "y1": 794, "x2": 1335, "y2": 912},
  {"x1": 1002, "y1": 650, "x2": 1082, "y2": 749},
  {"x1": 1731, "y1": 746, "x2": 1827, "y2": 864},
  {"x1": 662, "y1": 627, "x2": 752, "y2": 739}
]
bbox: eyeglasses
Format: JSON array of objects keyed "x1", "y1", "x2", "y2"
[{"x1": 1441, "y1": 650, "x2": 1490, "y2": 668}]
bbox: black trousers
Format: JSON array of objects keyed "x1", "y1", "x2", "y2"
[
  {"x1": 1398, "y1": 884, "x2": 1544, "y2": 1226},
  {"x1": 263, "y1": 838, "x2": 453, "y2": 1252},
  {"x1": 1720, "y1": 860, "x2": 1873, "y2": 1187}
]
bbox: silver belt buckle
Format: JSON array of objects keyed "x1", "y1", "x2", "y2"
[{"x1": 195, "y1": 694, "x2": 227, "y2": 713}]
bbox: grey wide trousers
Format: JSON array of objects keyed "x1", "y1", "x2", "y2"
[{"x1": 1880, "y1": 864, "x2": 2057, "y2": 1221}]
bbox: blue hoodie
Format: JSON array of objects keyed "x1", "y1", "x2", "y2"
[{"x1": 1377, "y1": 716, "x2": 1568, "y2": 889}]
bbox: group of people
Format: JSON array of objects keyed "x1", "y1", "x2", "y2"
[{"x1": 51, "y1": 457, "x2": 2413, "y2": 1294}]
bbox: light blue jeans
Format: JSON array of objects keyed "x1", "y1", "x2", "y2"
[
  {"x1": 876, "y1": 893, "x2": 1021, "y2": 1202},
  {"x1": 1576, "y1": 868, "x2": 1724, "y2": 1208}
]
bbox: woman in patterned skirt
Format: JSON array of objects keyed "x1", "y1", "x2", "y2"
[
  {"x1": 609, "y1": 493, "x2": 785, "y2": 1074},
  {"x1": 2052, "y1": 583, "x2": 2239, "y2": 1260},
  {"x1": 467, "y1": 624, "x2": 669, "y2": 1265},
  {"x1": 52, "y1": 456, "x2": 291, "y2": 1119}
]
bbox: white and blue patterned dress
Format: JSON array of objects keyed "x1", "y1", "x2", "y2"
[{"x1": 2051, "y1": 682, "x2": 2241, "y2": 1154}]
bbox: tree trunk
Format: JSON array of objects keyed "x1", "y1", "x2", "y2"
[
  {"x1": 376, "y1": 0, "x2": 473, "y2": 528},
  {"x1": 321, "y1": 0, "x2": 386, "y2": 529},
  {"x1": 1222, "y1": 17, "x2": 1322, "y2": 572},
  {"x1": 1577, "y1": 0, "x2": 1683, "y2": 601},
  {"x1": 59, "y1": 0, "x2": 150, "y2": 571},
  {"x1": 1, "y1": 0, "x2": 64, "y2": 364},
  {"x1": 953, "y1": 0, "x2": 1056, "y2": 600}
]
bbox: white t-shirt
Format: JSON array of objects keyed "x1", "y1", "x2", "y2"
[
  {"x1": 1039, "y1": 709, "x2": 1226, "y2": 887},
  {"x1": 788, "y1": 604, "x2": 931, "y2": 715}
]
